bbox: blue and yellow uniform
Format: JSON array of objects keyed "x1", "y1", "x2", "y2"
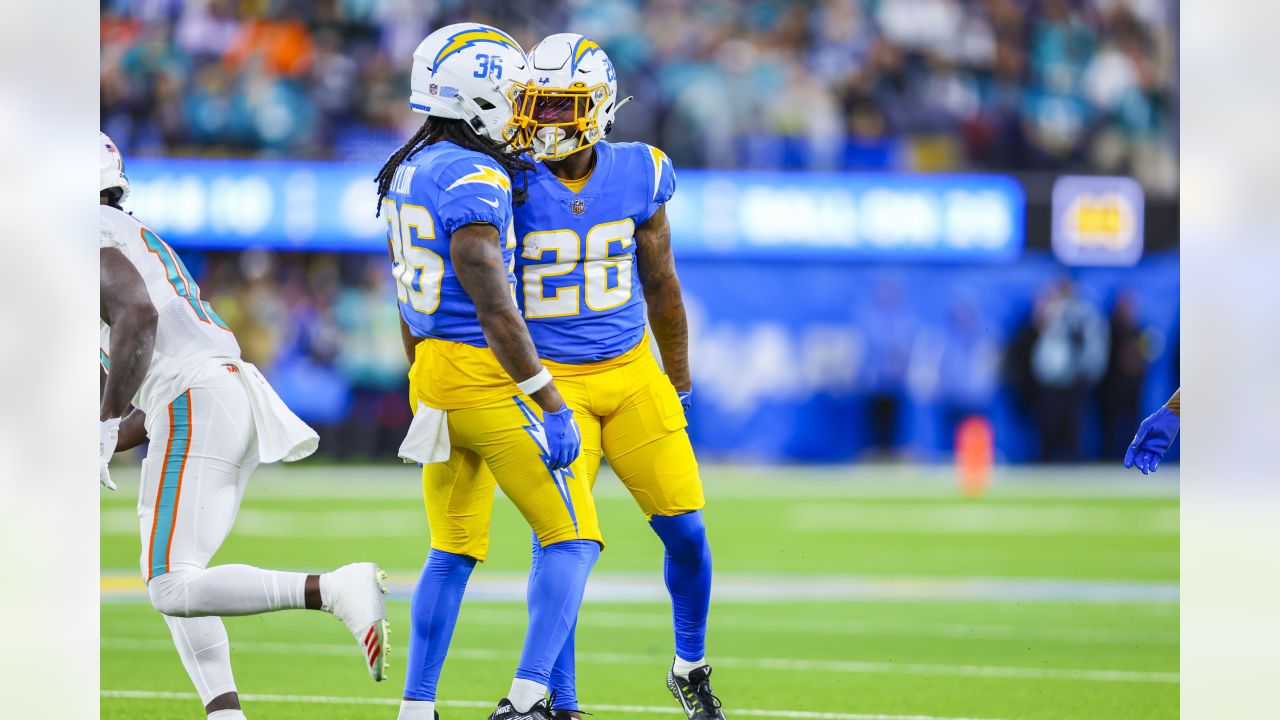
[
  {"x1": 384, "y1": 140, "x2": 601, "y2": 559},
  {"x1": 514, "y1": 140, "x2": 703, "y2": 519}
]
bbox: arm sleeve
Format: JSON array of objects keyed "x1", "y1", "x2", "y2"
[
  {"x1": 641, "y1": 144, "x2": 677, "y2": 222},
  {"x1": 431, "y1": 158, "x2": 510, "y2": 235}
]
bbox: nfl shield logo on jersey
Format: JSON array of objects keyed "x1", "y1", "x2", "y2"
[{"x1": 571, "y1": 198, "x2": 586, "y2": 215}]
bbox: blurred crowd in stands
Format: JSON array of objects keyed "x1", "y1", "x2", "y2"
[{"x1": 101, "y1": 0, "x2": 1178, "y2": 192}]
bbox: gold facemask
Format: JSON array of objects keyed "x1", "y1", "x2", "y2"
[{"x1": 510, "y1": 81, "x2": 610, "y2": 160}]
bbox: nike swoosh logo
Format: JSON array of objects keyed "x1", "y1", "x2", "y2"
[{"x1": 478, "y1": 197, "x2": 500, "y2": 208}]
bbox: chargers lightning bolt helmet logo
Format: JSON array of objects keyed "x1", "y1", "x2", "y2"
[
  {"x1": 408, "y1": 23, "x2": 532, "y2": 146},
  {"x1": 432, "y1": 26, "x2": 522, "y2": 72},
  {"x1": 570, "y1": 37, "x2": 602, "y2": 73}
]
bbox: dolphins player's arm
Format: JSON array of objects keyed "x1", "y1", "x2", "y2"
[
  {"x1": 451, "y1": 222, "x2": 568, "y2": 413},
  {"x1": 115, "y1": 409, "x2": 148, "y2": 452},
  {"x1": 100, "y1": 247, "x2": 158, "y2": 421},
  {"x1": 100, "y1": 365, "x2": 148, "y2": 452},
  {"x1": 635, "y1": 204, "x2": 691, "y2": 393}
]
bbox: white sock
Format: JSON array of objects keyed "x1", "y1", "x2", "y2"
[
  {"x1": 672, "y1": 655, "x2": 707, "y2": 679},
  {"x1": 397, "y1": 699, "x2": 436, "y2": 719},
  {"x1": 149, "y1": 566, "x2": 308, "y2": 617},
  {"x1": 208, "y1": 711, "x2": 247, "y2": 720},
  {"x1": 163, "y1": 615, "x2": 238, "y2": 705},
  {"x1": 508, "y1": 678, "x2": 547, "y2": 713}
]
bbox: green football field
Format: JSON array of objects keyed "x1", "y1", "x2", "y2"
[{"x1": 101, "y1": 463, "x2": 1178, "y2": 720}]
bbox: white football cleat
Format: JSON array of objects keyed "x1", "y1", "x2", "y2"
[{"x1": 321, "y1": 562, "x2": 390, "y2": 681}]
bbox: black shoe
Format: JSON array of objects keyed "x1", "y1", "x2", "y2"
[
  {"x1": 550, "y1": 712, "x2": 583, "y2": 720},
  {"x1": 487, "y1": 697, "x2": 554, "y2": 720},
  {"x1": 667, "y1": 663, "x2": 727, "y2": 720}
]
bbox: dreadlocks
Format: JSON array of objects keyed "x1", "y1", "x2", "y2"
[{"x1": 375, "y1": 117, "x2": 534, "y2": 216}]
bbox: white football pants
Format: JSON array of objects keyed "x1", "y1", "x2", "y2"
[{"x1": 136, "y1": 366, "x2": 308, "y2": 707}]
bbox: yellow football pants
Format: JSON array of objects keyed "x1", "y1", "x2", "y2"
[
  {"x1": 411, "y1": 339, "x2": 602, "y2": 562},
  {"x1": 422, "y1": 338, "x2": 704, "y2": 562},
  {"x1": 422, "y1": 395, "x2": 604, "y2": 562},
  {"x1": 546, "y1": 339, "x2": 705, "y2": 519}
]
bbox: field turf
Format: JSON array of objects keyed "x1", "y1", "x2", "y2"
[{"x1": 101, "y1": 463, "x2": 1178, "y2": 719}]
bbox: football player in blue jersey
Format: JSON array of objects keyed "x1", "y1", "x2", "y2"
[
  {"x1": 512, "y1": 34, "x2": 726, "y2": 720},
  {"x1": 372, "y1": 24, "x2": 601, "y2": 720}
]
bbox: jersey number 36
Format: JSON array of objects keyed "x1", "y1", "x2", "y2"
[
  {"x1": 383, "y1": 199, "x2": 518, "y2": 314},
  {"x1": 383, "y1": 200, "x2": 445, "y2": 314}
]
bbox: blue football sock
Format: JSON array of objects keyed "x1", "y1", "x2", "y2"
[
  {"x1": 548, "y1": 620, "x2": 579, "y2": 709},
  {"x1": 517, "y1": 539, "x2": 599, "y2": 687},
  {"x1": 531, "y1": 533, "x2": 581, "y2": 711},
  {"x1": 650, "y1": 510, "x2": 712, "y2": 662},
  {"x1": 403, "y1": 549, "x2": 476, "y2": 701}
]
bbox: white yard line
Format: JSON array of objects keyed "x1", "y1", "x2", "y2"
[
  {"x1": 101, "y1": 689, "x2": 1007, "y2": 720},
  {"x1": 101, "y1": 638, "x2": 1178, "y2": 684}
]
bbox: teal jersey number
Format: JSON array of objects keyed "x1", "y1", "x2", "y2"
[{"x1": 140, "y1": 228, "x2": 230, "y2": 330}]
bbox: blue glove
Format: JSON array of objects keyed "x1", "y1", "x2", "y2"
[
  {"x1": 1124, "y1": 407, "x2": 1180, "y2": 475},
  {"x1": 677, "y1": 389, "x2": 692, "y2": 414},
  {"x1": 541, "y1": 404, "x2": 582, "y2": 471}
]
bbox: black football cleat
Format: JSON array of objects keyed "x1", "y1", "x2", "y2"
[
  {"x1": 487, "y1": 697, "x2": 554, "y2": 720},
  {"x1": 550, "y1": 712, "x2": 583, "y2": 720},
  {"x1": 667, "y1": 663, "x2": 727, "y2": 720}
]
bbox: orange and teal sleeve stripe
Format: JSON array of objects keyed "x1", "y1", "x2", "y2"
[
  {"x1": 99, "y1": 349, "x2": 110, "y2": 372},
  {"x1": 147, "y1": 390, "x2": 192, "y2": 580},
  {"x1": 140, "y1": 228, "x2": 230, "y2": 330}
]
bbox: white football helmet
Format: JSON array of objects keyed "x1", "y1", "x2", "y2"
[
  {"x1": 409, "y1": 23, "x2": 533, "y2": 146},
  {"x1": 100, "y1": 131, "x2": 129, "y2": 203},
  {"x1": 519, "y1": 33, "x2": 630, "y2": 160}
]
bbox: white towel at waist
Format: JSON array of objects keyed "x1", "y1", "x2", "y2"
[
  {"x1": 398, "y1": 401, "x2": 451, "y2": 464},
  {"x1": 225, "y1": 359, "x2": 319, "y2": 463}
]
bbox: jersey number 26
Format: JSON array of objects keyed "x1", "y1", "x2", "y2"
[{"x1": 522, "y1": 219, "x2": 635, "y2": 318}]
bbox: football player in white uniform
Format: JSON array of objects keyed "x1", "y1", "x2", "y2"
[{"x1": 99, "y1": 132, "x2": 390, "y2": 720}]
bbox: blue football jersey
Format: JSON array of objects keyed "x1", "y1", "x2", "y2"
[
  {"x1": 382, "y1": 141, "x2": 517, "y2": 347},
  {"x1": 513, "y1": 140, "x2": 676, "y2": 363}
]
